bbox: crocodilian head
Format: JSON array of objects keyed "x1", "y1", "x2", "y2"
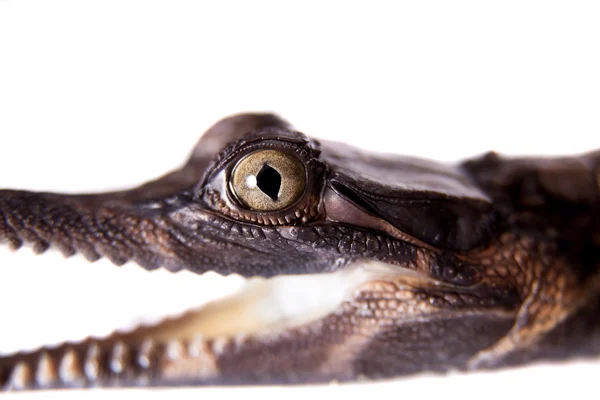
[
  {"x1": 0, "y1": 113, "x2": 523, "y2": 386},
  {"x1": 82, "y1": 112, "x2": 497, "y2": 277}
]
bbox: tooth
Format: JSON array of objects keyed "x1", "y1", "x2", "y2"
[
  {"x1": 166, "y1": 339, "x2": 185, "y2": 361},
  {"x1": 232, "y1": 333, "x2": 248, "y2": 350},
  {"x1": 6, "y1": 361, "x2": 32, "y2": 390},
  {"x1": 110, "y1": 342, "x2": 128, "y2": 375},
  {"x1": 210, "y1": 337, "x2": 228, "y2": 356},
  {"x1": 35, "y1": 352, "x2": 57, "y2": 387},
  {"x1": 137, "y1": 339, "x2": 155, "y2": 369},
  {"x1": 59, "y1": 349, "x2": 83, "y2": 385},
  {"x1": 187, "y1": 334, "x2": 206, "y2": 358},
  {"x1": 84, "y1": 343, "x2": 101, "y2": 382}
]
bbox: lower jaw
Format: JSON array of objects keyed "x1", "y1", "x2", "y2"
[
  {"x1": 0, "y1": 249, "x2": 419, "y2": 357},
  {"x1": 0, "y1": 257, "x2": 521, "y2": 389}
]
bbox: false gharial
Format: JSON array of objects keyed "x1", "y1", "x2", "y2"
[{"x1": 0, "y1": 114, "x2": 599, "y2": 391}]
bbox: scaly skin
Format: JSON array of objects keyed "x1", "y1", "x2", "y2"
[{"x1": 0, "y1": 114, "x2": 599, "y2": 390}]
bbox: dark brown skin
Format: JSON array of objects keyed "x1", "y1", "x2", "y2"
[{"x1": 0, "y1": 114, "x2": 599, "y2": 390}]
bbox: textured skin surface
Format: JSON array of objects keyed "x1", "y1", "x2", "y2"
[{"x1": 0, "y1": 114, "x2": 599, "y2": 390}]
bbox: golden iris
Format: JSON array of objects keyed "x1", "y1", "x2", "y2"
[{"x1": 230, "y1": 150, "x2": 306, "y2": 211}]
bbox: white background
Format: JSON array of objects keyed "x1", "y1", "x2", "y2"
[{"x1": 0, "y1": 1, "x2": 599, "y2": 399}]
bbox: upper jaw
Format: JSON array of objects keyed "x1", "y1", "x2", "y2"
[{"x1": 169, "y1": 201, "x2": 437, "y2": 279}]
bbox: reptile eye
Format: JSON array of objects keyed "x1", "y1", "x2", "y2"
[{"x1": 230, "y1": 150, "x2": 306, "y2": 211}]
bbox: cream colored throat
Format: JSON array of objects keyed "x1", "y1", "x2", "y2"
[{"x1": 147, "y1": 261, "x2": 403, "y2": 342}]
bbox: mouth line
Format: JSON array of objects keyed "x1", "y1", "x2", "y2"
[
  {"x1": 5, "y1": 229, "x2": 486, "y2": 364},
  {"x1": 140, "y1": 260, "x2": 417, "y2": 343},
  {"x1": 0, "y1": 251, "x2": 437, "y2": 357}
]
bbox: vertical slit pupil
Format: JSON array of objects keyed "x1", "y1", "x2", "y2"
[{"x1": 257, "y1": 164, "x2": 281, "y2": 201}]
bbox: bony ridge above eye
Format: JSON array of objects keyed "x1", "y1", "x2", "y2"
[{"x1": 229, "y1": 149, "x2": 306, "y2": 211}]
